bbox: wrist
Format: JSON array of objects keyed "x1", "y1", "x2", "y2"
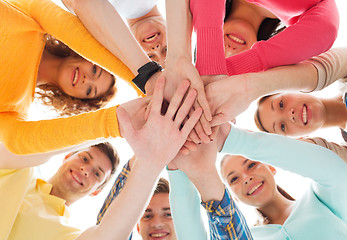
[{"x1": 133, "y1": 61, "x2": 163, "y2": 94}]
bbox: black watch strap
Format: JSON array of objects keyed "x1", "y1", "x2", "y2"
[{"x1": 132, "y1": 61, "x2": 163, "y2": 94}]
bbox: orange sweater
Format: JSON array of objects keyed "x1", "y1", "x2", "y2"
[{"x1": 0, "y1": 0, "x2": 139, "y2": 154}]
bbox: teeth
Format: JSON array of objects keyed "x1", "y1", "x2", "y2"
[
  {"x1": 72, "y1": 171, "x2": 82, "y2": 185},
  {"x1": 72, "y1": 68, "x2": 79, "y2": 86},
  {"x1": 144, "y1": 33, "x2": 158, "y2": 42},
  {"x1": 248, "y1": 182, "x2": 263, "y2": 195},
  {"x1": 150, "y1": 233, "x2": 168, "y2": 238},
  {"x1": 302, "y1": 105, "x2": 307, "y2": 124},
  {"x1": 227, "y1": 34, "x2": 245, "y2": 44}
]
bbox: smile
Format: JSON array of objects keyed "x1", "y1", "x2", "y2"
[
  {"x1": 302, "y1": 104, "x2": 308, "y2": 125},
  {"x1": 70, "y1": 170, "x2": 83, "y2": 186},
  {"x1": 247, "y1": 182, "x2": 264, "y2": 195},
  {"x1": 72, "y1": 68, "x2": 80, "y2": 87},
  {"x1": 149, "y1": 232, "x2": 169, "y2": 238},
  {"x1": 143, "y1": 32, "x2": 159, "y2": 43},
  {"x1": 226, "y1": 34, "x2": 246, "y2": 45}
]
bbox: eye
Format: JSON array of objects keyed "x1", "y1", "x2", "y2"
[
  {"x1": 230, "y1": 176, "x2": 238, "y2": 184},
  {"x1": 92, "y1": 65, "x2": 97, "y2": 74},
  {"x1": 94, "y1": 171, "x2": 100, "y2": 178},
  {"x1": 279, "y1": 100, "x2": 284, "y2": 109},
  {"x1": 248, "y1": 162, "x2": 256, "y2": 169},
  {"x1": 86, "y1": 87, "x2": 92, "y2": 96},
  {"x1": 142, "y1": 214, "x2": 152, "y2": 220},
  {"x1": 82, "y1": 156, "x2": 88, "y2": 162},
  {"x1": 148, "y1": 54, "x2": 154, "y2": 59},
  {"x1": 164, "y1": 213, "x2": 172, "y2": 218},
  {"x1": 163, "y1": 47, "x2": 167, "y2": 53},
  {"x1": 280, "y1": 122, "x2": 286, "y2": 132}
]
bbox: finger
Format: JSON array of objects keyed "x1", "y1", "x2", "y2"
[
  {"x1": 184, "y1": 140, "x2": 198, "y2": 152},
  {"x1": 210, "y1": 126, "x2": 220, "y2": 141},
  {"x1": 179, "y1": 146, "x2": 190, "y2": 155},
  {"x1": 174, "y1": 88, "x2": 197, "y2": 126},
  {"x1": 197, "y1": 90, "x2": 212, "y2": 121},
  {"x1": 116, "y1": 107, "x2": 136, "y2": 140},
  {"x1": 193, "y1": 119, "x2": 210, "y2": 143},
  {"x1": 210, "y1": 112, "x2": 228, "y2": 127},
  {"x1": 181, "y1": 107, "x2": 203, "y2": 138},
  {"x1": 166, "y1": 80, "x2": 190, "y2": 119},
  {"x1": 189, "y1": 129, "x2": 202, "y2": 144},
  {"x1": 196, "y1": 103, "x2": 212, "y2": 135},
  {"x1": 150, "y1": 76, "x2": 165, "y2": 114}
]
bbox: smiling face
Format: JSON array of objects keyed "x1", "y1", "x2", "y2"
[
  {"x1": 221, "y1": 155, "x2": 277, "y2": 207},
  {"x1": 257, "y1": 93, "x2": 326, "y2": 136},
  {"x1": 50, "y1": 147, "x2": 112, "y2": 204},
  {"x1": 223, "y1": 18, "x2": 257, "y2": 57},
  {"x1": 137, "y1": 193, "x2": 177, "y2": 240},
  {"x1": 57, "y1": 57, "x2": 114, "y2": 100},
  {"x1": 129, "y1": 16, "x2": 167, "y2": 68}
]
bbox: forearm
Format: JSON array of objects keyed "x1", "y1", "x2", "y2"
[
  {"x1": 165, "y1": 0, "x2": 192, "y2": 62},
  {"x1": 78, "y1": 161, "x2": 161, "y2": 240},
  {"x1": 247, "y1": 62, "x2": 318, "y2": 100},
  {"x1": 62, "y1": 0, "x2": 150, "y2": 75},
  {"x1": 168, "y1": 170, "x2": 208, "y2": 240}
]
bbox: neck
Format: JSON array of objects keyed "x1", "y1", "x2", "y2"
[
  {"x1": 48, "y1": 177, "x2": 75, "y2": 206},
  {"x1": 322, "y1": 97, "x2": 347, "y2": 129},
  {"x1": 126, "y1": 6, "x2": 162, "y2": 27},
  {"x1": 37, "y1": 50, "x2": 62, "y2": 87},
  {"x1": 229, "y1": 0, "x2": 276, "y2": 31},
  {"x1": 257, "y1": 190, "x2": 295, "y2": 225}
]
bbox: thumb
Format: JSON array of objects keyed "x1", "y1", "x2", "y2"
[
  {"x1": 117, "y1": 106, "x2": 136, "y2": 140},
  {"x1": 210, "y1": 111, "x2": 228, "y2": 127}
]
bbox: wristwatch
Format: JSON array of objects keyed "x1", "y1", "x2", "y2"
[{"x1": 132, "y1": 61, "x2": 163, "y2": 94}]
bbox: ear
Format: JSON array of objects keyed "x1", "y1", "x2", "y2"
[
  {"x1": 63, "y1": 152, "x2": 74, "y2": 162},
  {"x1": 136, "y1": 223, "x2": 140, "y2": 234},
  {"x1": 89, "y1": 188, "x2": 102, "y2": 196},
  {"x1": 267, "y1": 165, "x2": 277, "y2": 176}
]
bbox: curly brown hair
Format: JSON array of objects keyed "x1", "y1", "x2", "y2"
[{"x1": 35, "y1": 35, "x2": 117, "y2": 116}]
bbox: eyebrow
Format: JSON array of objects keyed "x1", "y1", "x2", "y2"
[
  {"x1": 271, "y1": 100, "x2": 274, "y2": 111},
  {"x1": 163, "y1": 208, "x2": 171, "y2": 211},
  {"x1": 98, "y1": 68, "x2": 103, "y2": 79},
  {"x1": 242, "y1": 159, "x2": 249, "y2": 165},
  {"x1": 273, "y1": 122, "x2": 276, "y2": 133},
  {"x1": 145, "y1": 209, "x2": 152, "y2": 213}
]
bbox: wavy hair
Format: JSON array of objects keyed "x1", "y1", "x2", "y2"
[{"x1": 35, "y1": 35, "x2": 116, "y2": 116}]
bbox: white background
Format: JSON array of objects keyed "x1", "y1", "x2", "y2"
[{"x1": 33, "y1": 0, "x2": 347, "y2": 238}]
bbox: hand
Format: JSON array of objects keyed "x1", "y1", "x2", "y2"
[
  {"x1": 117, "y1": 76, "x2": 202, "y2": 170},
  {"x1": 206, "y1": 73, "x2": 258, "y2": 127}
]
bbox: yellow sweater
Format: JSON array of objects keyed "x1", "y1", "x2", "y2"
[{"x1": 0, "y1": 0, "x2": 140, "y2": 154}]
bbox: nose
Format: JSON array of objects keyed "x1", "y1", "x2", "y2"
[
  {"x1": 225, "y1": 43, "x2": 247, "y2": 57},
  {"x1": 244, "y1": 176, "x2": 254, "y2": 185},
  {"x1": 289, "y1": 108, "x2": 295, "y2": 123},
  {"x1": 80, "y1": 166, "x2": 90, "y2": 177},
  {"x1": 81, "y1": 74, "x2": 93, "y2": 84},
  {"x1": 151, "y1": 43, "x2": 160, "y2": 50},
  {"x1": 150, "y1": 215, "x2": 164, "y2": 228}
]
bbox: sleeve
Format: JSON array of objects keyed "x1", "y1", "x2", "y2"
[
  {"x1": 225, "y1": 0, "x2": 339, "y2": 75},
  {"x1": 221, "y1": 127, "x2": 347, "y2": 222},
  {"x1": 97, "y1": 161, "x2": 130, "y2": 224},
  {"x1": 0, "y1": 106, "x2": 119, "y2": 155},
  {"x1": 303, "y1": 47, "x2": 347, "y2": 92},
  {"x1": 16, "y1": 0, "x2": 143, "y2": 96},
  {"x1": 202, "y1": 189, "x2": 253, "y2": 240},
  {"x1": 190, "y1": 0, "x2": 228, "y2": 75},
  {"x1": 307, "y1": 137, "x2": 347, "y2": 164},
  {"x1": 168, "y1": 170, "x2": 208, "y2": 240}
]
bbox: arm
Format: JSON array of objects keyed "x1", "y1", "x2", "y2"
[
  {"x1": 163, "y1": 0, "x2": 212, "y2": 134},
  {"x1": 221, "y1": 127, "x2": 347, "y2": 222},
  {"x1": 168, "y1": 170, "x2": 208, "y2": 240},
  {"x1": 306, "y1": 137, "x2": 347, "y2": 164},
  {"x1": 22, "y1": 0, "x2": 143, "y2": 94},
  {"x1": 77, "y1": 77, "x2": 202, "y2": 239},
  {"x1": 61, "y1": 0, "x2": 150, "y2": 76},
  {"x1": 225, "y1": 0, "x2": 339, "y2": 75},
  {"x1": 96, "y1": 160, "x2": 132, "y2": 224},
  {"x1": 0, "y1": 107, "x2": 118, "y2": 155},
  {"x1": 190, "y1": 0, "x2": 227, "y2": 75}
]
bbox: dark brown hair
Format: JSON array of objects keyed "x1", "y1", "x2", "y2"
[
  {"x1": 35, "y1": 35, "x2": 116, "y2": 116},
  {"x1": 153, "y1": 178, "x2": 170, "y2": 195},
  {"x1": 254, "y1": 94, "x2": 278, "y2": 132},
  {"x1": 224, "y1": 0, "x2": 285, "y2": 41}
]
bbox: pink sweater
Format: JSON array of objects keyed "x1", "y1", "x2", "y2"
[{"x1": 191, "y1": 0, "x2": 339, "y2": 76}]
